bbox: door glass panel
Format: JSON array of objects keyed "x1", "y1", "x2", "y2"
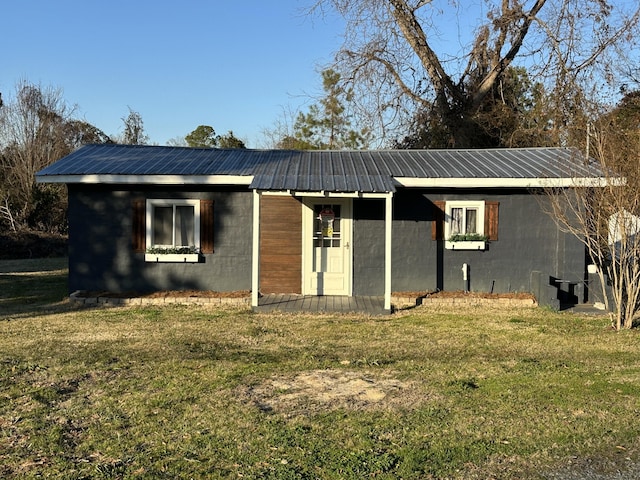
[{"x1": 312, "y1": 204, "x2": 344, "y2": 273}]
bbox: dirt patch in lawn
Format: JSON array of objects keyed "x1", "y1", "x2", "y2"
[{"x1": 241, "y1": 369, "x2": 424, "y2": 417}]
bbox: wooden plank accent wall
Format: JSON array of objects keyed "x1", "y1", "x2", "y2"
[{"x1": 259, "y1": 195, "x2": 302, "y2": 294}]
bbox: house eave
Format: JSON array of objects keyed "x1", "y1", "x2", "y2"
[
  {"x1": 36, "y1": 174, "x2": 620, "y2": 189},
  {"x1": 393, "y1": 177, "x2": 616, "y2": 188},
  {"x1": 35, "y1": 174, "x2": 254, "y2": 185}
]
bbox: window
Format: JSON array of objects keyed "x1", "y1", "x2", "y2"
[
  {"x1": 146, "y1": 199, "x2": 201, "y2": 250},
  {"x1": 445, "y1": 201, "x2": 485, "y2": 239},
  {"x1": 432, "y1": 200, "x2": 499, "y2": 250},
  {"x1": 132, "y1": 198, "x2": 214, "y2": 260}
]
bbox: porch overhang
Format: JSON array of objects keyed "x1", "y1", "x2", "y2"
[{"x1": 258, "y1": 189, "x2": 391, "y2": 199}]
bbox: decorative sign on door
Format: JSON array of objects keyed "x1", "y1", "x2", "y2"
[{"x1": 319, "y1": 207, "x2": 335, "y2": 237}]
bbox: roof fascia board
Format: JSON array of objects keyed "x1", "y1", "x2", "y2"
[
  {"x1": 35, "y1": 174, "x2": 254, "y2": 185},
  {"x1": 292, "y1": 191, "x2": 391, "y2": 198},
  {"x1": 260, "y1": 190, "x2": 292, "y2": 196},
  {"x1": 394, "y1": 177, "x2": 616, "y2": 188}
]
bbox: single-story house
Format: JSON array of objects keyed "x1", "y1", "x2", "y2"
[{"x1": 36, "y1": 144, "x2": 606, "y2": 312}]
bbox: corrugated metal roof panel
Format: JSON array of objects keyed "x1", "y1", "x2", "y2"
[{"x1": 37, "y1": 144, "x2": 606, "y2": 193}]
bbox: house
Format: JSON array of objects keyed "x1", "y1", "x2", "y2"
[{"x1": 36, "y1": 144, "x2": 607, "y2": 312}]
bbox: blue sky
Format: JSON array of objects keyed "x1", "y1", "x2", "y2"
[
  {"x1": 5, "y1": 1, "x2": 637, "y2": 148},
  {"x1": 3, "y1": 1, "x2": 345, "y2": 147}
]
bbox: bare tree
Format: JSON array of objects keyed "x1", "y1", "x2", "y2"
[
  {"x1": 0, "y1": 80, "x2": 74, "y2": 231},
  {"x1": 260, "y1": 106, "x2": 300, "y2": 149},
  {"x1": 0, "y1": 198, "x2": 16, "y2": 232},
  {"x1": 166, "y1": 136, "x2": 187, "y2": 147},
  {"x1": 120, "y1": 107, "x2": 149, "y2": 145},
  {"x1": 309, "y1": 0, "x2": 640, "y2": 146},
  {"x1": 545, "y1": 103, "x2": 640, "y2": 330}
]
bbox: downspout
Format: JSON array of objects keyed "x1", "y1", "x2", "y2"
[
  {"x1": 384, "y1": 192, "x2": 393, "y2": 312},
  {"x1": 251, "y1": 189, "x2": 260, "y2": 308},
  {"x1": 462, "y1": 263, "x2": 469, "y2": 293}
]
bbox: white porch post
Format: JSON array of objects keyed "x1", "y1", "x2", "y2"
[
  {"x1": 251, "y1": 189, "x2": 260, "y2": 308},
  {"x1": 384, "y1": 193, "x2": 393, "y2": 312}
]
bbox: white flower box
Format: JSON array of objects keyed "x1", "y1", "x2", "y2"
[
  {"x1": 445, "y1": 240, "x2": 486, "y2": 251},
  {"x1": 144, "y1": 253, "x2": 200, "y2": 263}
]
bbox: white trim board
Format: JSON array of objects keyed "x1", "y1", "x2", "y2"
[
  {"x1": 35, "y1": 174, "x2": 254, "y2": 185},
  {"x1": 394, "y1": 177, "x2": 616, "y2": 188}
]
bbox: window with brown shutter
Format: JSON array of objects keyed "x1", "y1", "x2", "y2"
[
  {"x1": 134, "y1": 198, "x2": 213, "y2": 259},
  {"x1": 432, "y1": 200, "x2": 499, "y2": 241}
]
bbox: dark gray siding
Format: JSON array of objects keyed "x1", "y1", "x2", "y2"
[
  {"x1": 353, "y1": 189, "x2": 586, "y2": 304},
  {"x1": 68, "y1": 184, "x2": 586, "y2": 306},
  {"x1": 67, "y1": 185, "x2": 252, "y2": 293},
  {"x1": 353, "y1": 199, "x2": 386, "y2": 295}
]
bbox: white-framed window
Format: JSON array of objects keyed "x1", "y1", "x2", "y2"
[
  {"x1": 146, "y1": 199, "x2": 201, "y2": 251},
  {"x1": 444, "y1": 201, "x2": 485, "y2": 239}
]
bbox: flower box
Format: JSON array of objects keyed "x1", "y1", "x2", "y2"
[
  {"x1": 445, "y1": 240, "x2": 486, "y2": 250},
  {"x1": 144, "y1": 253, "x2": 200, "y2": 263}
]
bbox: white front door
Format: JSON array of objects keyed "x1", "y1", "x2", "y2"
[{"x1": 303, "y1": 199, "x2": 352, "y2": 295}]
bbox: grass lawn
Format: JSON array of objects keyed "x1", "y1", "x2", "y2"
[{"x1": 1, "y1": 258, "x2": 640, "y2": 479}]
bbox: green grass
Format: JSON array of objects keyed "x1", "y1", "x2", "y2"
[
  {"x1": 1, "y1": 258, "x2": 640, "y2": 478},
  {"x1": 0, "y1": 257, "x2": 69, "y2": 318}
]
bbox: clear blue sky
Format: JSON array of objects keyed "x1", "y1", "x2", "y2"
[{"x1": 3, "y1": 1, "x2": 345, "y2": 147}]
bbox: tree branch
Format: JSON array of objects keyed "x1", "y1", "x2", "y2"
[
  {"x1": 472, "y1": 0, "x2": 547, "y2": 110},
  {"x1": 386, "y1": 0, "x2": 462, "y2": 104}
]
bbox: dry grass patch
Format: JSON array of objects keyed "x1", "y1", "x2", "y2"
[{"x1": 241, "y1": 368, "x2": 425, "y2": 416}]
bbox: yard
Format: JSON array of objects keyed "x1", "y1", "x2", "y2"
[{"x1": 1, "y1": 258, "x2": 640, "y2": 479}]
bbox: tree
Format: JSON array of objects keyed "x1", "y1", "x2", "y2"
[
  {"x1": 309, "y1": 0, "x2": 640, "y2": 147},
  {"x1": 0, "y1": 81, "x2": 111, "y2": 233},
  {"x1": 185, "y1": 125, "x2": 217, "y2": 148},
  {"x1": 64, "y1": 120, "x2": 112, "y2": 150},
  {"x1": 217, "y1": 130, "x2": 246, "y2": 149},
  {"x1": 0, "y1": 81, "x2": 73, "y2": 232},
  {"x1": 184, "y1": 125, "x2": 247, "y2": 149},
  {"x1": 121, "y1": 107, "x2": 148, "y2": 145},
  {"x1": 545, "y1": 95, "x2": 640, "y2": 329},
  {"x1": 166, "y1": 136, "x2": 187, "y2": 147},
  {"x1": 274, "y1": 135, "x2": 318, "y2": 150},
  {"x1": 396, "y1": 66, "x2": 555, "y2": 148},
  {"x1": 277, "y1": 69, "x2": 371, "y2": 150}
]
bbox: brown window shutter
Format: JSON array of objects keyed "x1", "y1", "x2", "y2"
[
  {"x1": 432, "y1": 200, "x2": 445, "y2": 240},
  {"x1": 132, "y1": 199, "x2": 146, "y2": 253},
  {"x1": 485, "y1": 201, "x2": 499, "y2": 241},
  {"x1": 200, "y1": 199, "x2": 214, "y2": 254}
]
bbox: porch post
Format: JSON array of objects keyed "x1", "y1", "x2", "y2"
[
  {"x1": 384, "y1": 193, "x2": 393, "y2": 312},
  {"x1": 251, "y1": 189, "x2": 260, "y2": 308}
]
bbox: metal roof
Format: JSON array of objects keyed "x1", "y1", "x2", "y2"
[{"x1": 36, "y1": 144, "x2": 606, "y2": 192}]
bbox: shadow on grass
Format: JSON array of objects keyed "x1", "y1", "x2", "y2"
[{"x1": 0, "y1": 257, "x2": 77, "y2": 319}]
